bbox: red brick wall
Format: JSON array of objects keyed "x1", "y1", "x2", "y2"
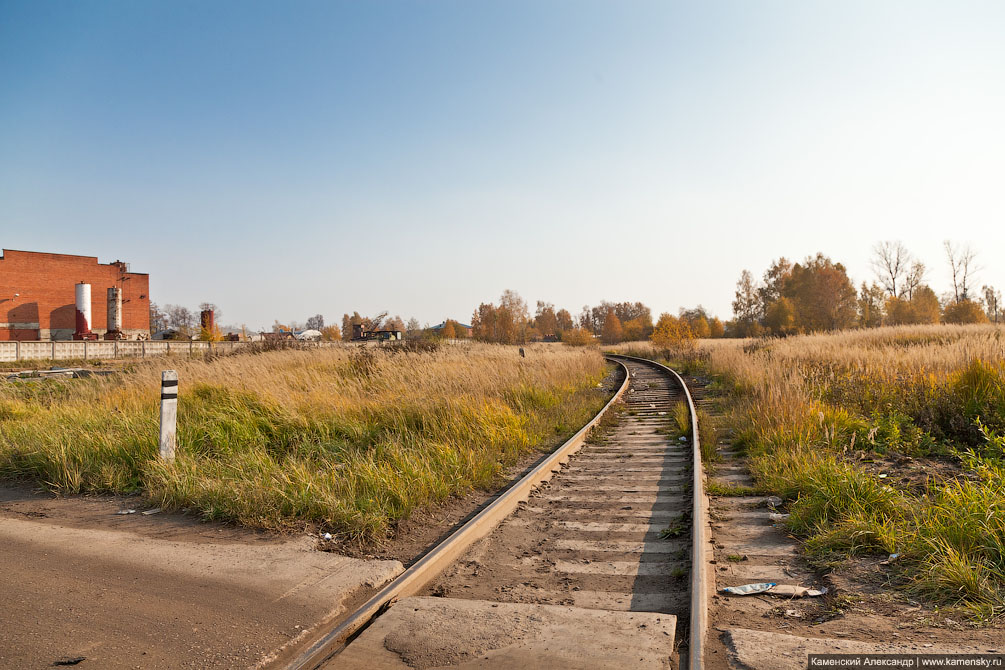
[{"x1": 0, "y1": 249, "x2": 150, "y2": 341}]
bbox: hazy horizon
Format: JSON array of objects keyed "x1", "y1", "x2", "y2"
[{"x1": 2, "y1": 1, "x2": 1003, "y2": 330}]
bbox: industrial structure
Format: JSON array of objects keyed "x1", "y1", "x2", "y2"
[
  {"x1": 0, "y1": 249, "x2": 150, "y2": 341},
  {"x1": 351, "y1": 323, "x2": 403, "y2": 341}
]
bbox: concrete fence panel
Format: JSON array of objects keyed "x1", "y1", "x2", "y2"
[
  {"x1": 0, "y1": 340, "x2": 352, "y2": 364},
  {"x1": 0, "y1": 339, "x2": 262, "y2": 363}
]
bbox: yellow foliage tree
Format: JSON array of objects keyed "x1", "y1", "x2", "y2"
[
  {"x1": 601, "y1": 309, "x2": 623, "y2": 344},
  {"x1": 764, "y1": 297, "x2": 796, "y2": 335},
  {"x1": 199, "y1": 325, "x2": 224, "y2": 341},
  {"x1": 650, "y1": 313, "x2": 696, "y2": 360}
]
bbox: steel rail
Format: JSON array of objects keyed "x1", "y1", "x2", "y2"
[
  {"x1": 607, "y1": 354, "x2": 709, "y2": 670},
  {"x1": 284, "y1": 358, "x2": 632, "y2": 670}
]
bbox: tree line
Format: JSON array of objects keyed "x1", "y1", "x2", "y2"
[
  {"x1": 731, "y1": 241, "x2": 1000, "y2": 337},
  {"x1": 469, "y1": 291, "x2": 725, "y2": 345}
]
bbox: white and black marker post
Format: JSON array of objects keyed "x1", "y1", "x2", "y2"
[{"x1": 159, "y1": 370, "x2": 178, "y2": 460}]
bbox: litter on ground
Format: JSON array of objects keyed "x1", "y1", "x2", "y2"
[
  {"x1": 768, "y1": 585, "x2": 828, "y2": 598},
  {"x1": 721, "y1": 582, "x2": 827, "y2": 598},
  {"x1": 721, "y1": 582, "x2": 776, "y2": 595}
]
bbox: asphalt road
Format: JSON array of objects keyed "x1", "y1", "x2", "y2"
[{"x1": 0, "y1": 489, "x2": 401, "y2": 670}]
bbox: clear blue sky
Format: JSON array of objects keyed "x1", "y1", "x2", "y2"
[{"x1": 2, "y1": 1, "x2": 1003, "y2": 329}]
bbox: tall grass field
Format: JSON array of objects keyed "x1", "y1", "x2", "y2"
[
  {"x1": 614, "y1": 325, "x2": 1005, "y2": 619},
  {"x1": 0, "y1": 343, "x2": 610, "y2": 542}
]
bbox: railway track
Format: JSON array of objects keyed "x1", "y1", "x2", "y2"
[{"x1": 283, "y1": 355, "x2": 708, "y2": 670}]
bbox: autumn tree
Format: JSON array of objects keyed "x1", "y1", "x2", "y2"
[
  {"x1": 650, "y1": 313, "x2": 696, "y2": 359},
  {"x1": 601, "y1": 309, "x2": 623, "y2": 344},
  {"x1": 858, "y1": 282, "x2": 886, "y2": 328},
  {"x1": 731, "y1": 270, "x2": 762, "y2": 337},
  {"x1": 709, "y1": 317, "x2": 725, "y2": 338},
  {"x1": 886, "y1": 286, "x2": 941, "y2": 325},
  {"x1": 678, "y1": 307, "x2": 711, "y2": 338},
  {"x1": 984, "y1": 285, "x2": 1002, "y2": 324},
  {"x1": 884, "y1": 297, "x2": 915, "y2": 326},
  {"x1": 534, "y1": 301, "x2": 559, "y2": 338},
  {"x1": 577, "y1": 301, "x2": 652, "y2": 337},
  {"x1": 911, "y1": 286, "x2": 941, "y2": 324},
  {"x1": 471, "y1": 290, "x2": 529, "y2": 344},
  {"x1": 621, "y1": 316, "x2": 650, "y2": 341},
  {"x1": 341, "y1": 313, "x2": 358, "y2": 340},
  {"x1": 441, "y1": 320, "x2": 457, "y2": 339},
  {"x1": 764, "y1": 297, "x2": 796, "y2": 335},
  {"x1": 320, "y1": 325, "x2": 341, "y2": 341},
  {"x1": 471, "y1": 303, "x2": 499, "y2": 342},
  {"x1": 590, "y1": 302, "x2": 614, "y2": 335},
  {"x1": 784, "y1": 254, "x2": 858, "y2": 331},
  {"x1": 447, "y1": 319, "x2": 469, "y2": 337},
  {"x1": 758, "y1": 258, "x2": 792, "y2": 309},
  {"x1": 556, "y1": 308, "x2": 574, "y2": 334}
]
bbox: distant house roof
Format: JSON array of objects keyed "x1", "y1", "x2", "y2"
[{"x1": 430, "y1": 321, "x2": 472, "y2": 331}]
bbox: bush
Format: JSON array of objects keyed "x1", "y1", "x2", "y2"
[
  {"x1": 944, "y1": 300, "x2": 989, "y2": 325},
  {"x1": 561, "y1": 328, "x2": 594, "y2": 347}
]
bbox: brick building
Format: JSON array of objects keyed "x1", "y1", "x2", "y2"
[{"x1": 0, "y1": 249, "x2": 150, "y2": 341}]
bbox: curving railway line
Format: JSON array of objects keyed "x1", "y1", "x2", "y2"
[{"x1": 281, "y1": 355, "x2": 709, "y2": 670}]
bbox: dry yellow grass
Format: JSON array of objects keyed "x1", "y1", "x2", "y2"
[{"x1": 0, "y1": 342, "x2": 610, "y2": 542}]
